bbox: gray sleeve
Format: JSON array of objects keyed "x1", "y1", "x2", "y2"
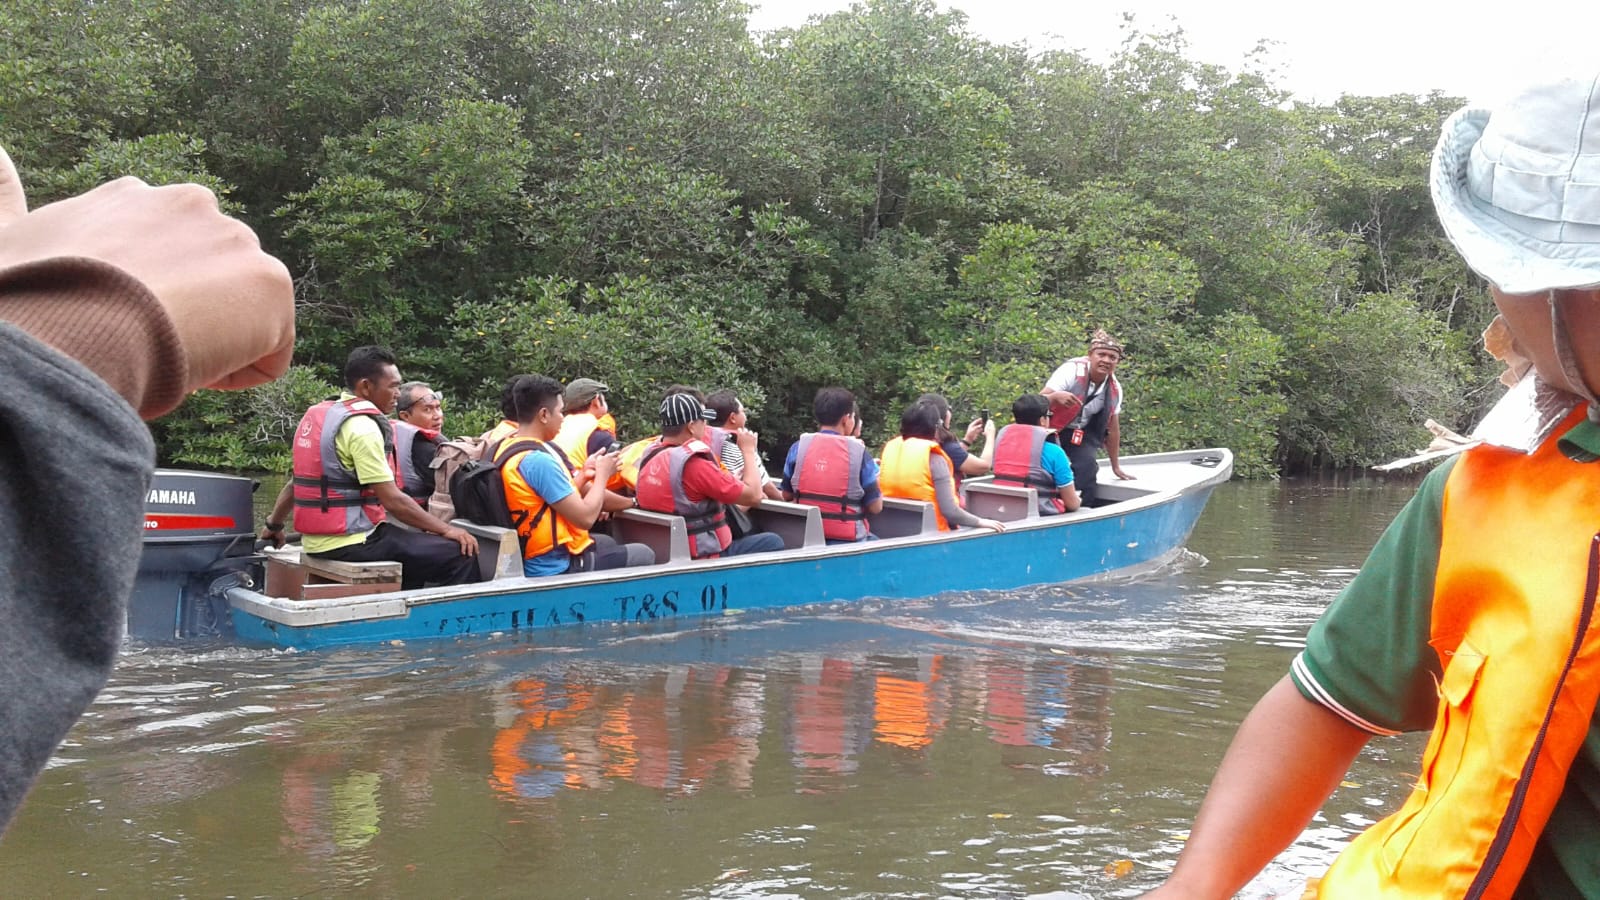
[
  {"x1": 0, "y1": 324, "x2": 154, "y2": 832},
  {"x1": 930, "y1": 455, "x2": 983, "y2": 528}
]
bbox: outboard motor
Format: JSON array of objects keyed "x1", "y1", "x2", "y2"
[{"x1": 132, "y1": 469, "x2": 263, "y2": 641}]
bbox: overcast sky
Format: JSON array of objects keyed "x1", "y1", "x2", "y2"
[{"x1": 748, "y1": 0, "x2": 1600, "y2": 107}]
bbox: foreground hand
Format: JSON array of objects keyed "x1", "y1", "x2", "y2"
[
  {"x1": 735, "y1": 427, "x2": 759, "y2": 452},
  {"x1": 964, "y1": 418, "x2": 984, "y2": 443},
  {"x1": 0, "y1": 147, "x2": 295, "y2": 396},
  {"x1": 1112, "y1": 465, "x2": 1136, "y2": 481},
  {"x1": 442, "y1": 525, "x2": 479, "y2": 556},
  {"x1": 976, "y1": 517, "x2": 1006, "y2": 533}
]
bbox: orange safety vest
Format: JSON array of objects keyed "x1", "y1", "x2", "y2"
[
  {"x1": 1315, "y1": 407, "x2": 1600, "y2": 899},
  {"x1": 496, "y1": 439, "x2": 593, "y2": 561},
  {"x1": 878, "y1": 436, "x2": 956, "y2": 531}
]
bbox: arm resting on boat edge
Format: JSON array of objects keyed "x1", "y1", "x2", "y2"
[{"x1": 1145, "y1": 676, "x2": 1370, "y2": 900}]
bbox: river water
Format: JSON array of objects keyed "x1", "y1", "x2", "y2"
[{"x1": 0, "y1": 477, "x2": 1431, "y2": 898}]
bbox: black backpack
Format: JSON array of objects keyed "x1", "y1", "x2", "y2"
[{"x1": 448, "y1": 438, "x2": 551, "y2": 548}]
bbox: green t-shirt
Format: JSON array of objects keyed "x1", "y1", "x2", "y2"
[
  {"x1": 1291, "y1": 420, "x2": 1600, "y2": 898},
  {"x1": 302, "y1": 397, "x2": 394, "y2": 555}
]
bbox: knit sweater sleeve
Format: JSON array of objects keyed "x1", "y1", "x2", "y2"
[
  {"x1": 0, "y1": 257, "x2": 187, "y2": 419},
  {"x1": 0, "y1": 308, "x2": 154, "y2": 832}
]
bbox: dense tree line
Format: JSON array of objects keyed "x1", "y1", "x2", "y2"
[{"x1": 2, "y1": 0, "x2": 1495, "y2": 476}]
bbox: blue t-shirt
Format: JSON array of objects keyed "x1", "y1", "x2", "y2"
[
  {"x1": 941, "y1": 438, "x2": 971, "y2": 472},
  {"x1": 781, "y1": 429, "x2": 881, "y2": 503},
  {"x1": 516, "y1": 449, "x2": 578, "y2": 577},
  {"x1": 1039, "y1": 441, "x2": 1074, "y2": 488}
]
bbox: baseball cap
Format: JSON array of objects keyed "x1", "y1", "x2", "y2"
[
  {"x1": 660, "y1": 393, "x2": 716, "y2": 427},
  {"x1": 564, "y1": 377, "x2": 608, "y2": 409}
]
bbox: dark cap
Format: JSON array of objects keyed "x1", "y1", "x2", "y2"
[
  {"x1": 564, "y1": 377, "x2": 609, "y2": 409},
  {"x1": 660, "y1": 393, "x2": 716, "y2": 427}
]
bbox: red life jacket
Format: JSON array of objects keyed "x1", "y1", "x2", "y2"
[
  {"x1": 792, "y1": 432, "x2": 869, "y2": 541},
  {"x1": 992, "y1": 424, "x2": 1066, "y2": 513},
  {"x1": 636, "y1": 441, "x2": 729, "y2": 558},
  {"x1": 392, "y1": 419, "x2": 442, "y2": 503},
  {"x1": 291, "y1": 398, "x2": 397, "y2": 536},
  {"x1": 1048, "y1": 358, "x2": 1121, "y2": 440}
]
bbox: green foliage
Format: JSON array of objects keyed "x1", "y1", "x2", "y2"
[
  {"x1": 151, "y1": 366, "x2": 338, "y2": 472},
  {"x1": 21, "y1": 0, "x2": 1494, "y2": 475}
]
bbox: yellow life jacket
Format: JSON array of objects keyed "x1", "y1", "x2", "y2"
[
  {"x1": 1315, "y1": 407, "x2": 1600, "y2": 899},
  {"x1": 614, "y1": 435, "x2": 661, "y2": 492},
  {"x1": 496, "y1": 440, "x2": 593, "y2": 561},
  {"x1": 554, "y1": 412, "x2": 612, "y2": 471},
  {"x1": 878, "y1": 436, "x2": 956, "y2": 531}
]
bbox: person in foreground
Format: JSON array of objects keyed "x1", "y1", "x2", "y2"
[
  {"x1": 498, "y1": 375, "x2": 652, "y2": 576},
  {"x1": 782, "y1": 387, "x2": 883, "y2": 543},
  {"x1": 1042, "y1": 329, "x2": 1132, "y2": 505},
  {"x1": 261, "y1": 346, "x2": 483, "y2": 590},
  {"x1": 1148, "y1": 71, "x2": 1600, "y2": 900},
  {"x1": 879, "y1": 399, "x2": 1005, "y2": 533},
  {"x1": 991, "y1": 395, "x2": 1079, "y2": 515},
  {"x1": 636, "y1": 393, "x2": 785, "y2": 558},
  {"x1": 0, "y1": 146, "x2": 295, "y2": 831}
]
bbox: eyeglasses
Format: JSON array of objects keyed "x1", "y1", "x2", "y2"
[{"x1": 397, "y1": 390, "x2": 442, "y2": 413}]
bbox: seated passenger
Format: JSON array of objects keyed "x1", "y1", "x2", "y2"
[
  {"x1": 707, "y1": 388, "x2": 783, "y2": 500},
  {"x1": 479, "y1": 375, "x2": 523, "y2": 449},
  {"x1": 879, "y1": 400, "x2": 1005, "y2": 533},
  {"x1": 609, "y1": 385, "x2": 700, "y2": 493},
  {"x1": 636, "y1": 394, "x2": 785, "y2": 558},
  {"x1": 392, "y1": 380, "x2": 444, "y2": 508},
  {"x1": 260, "y1": 346, "x2": 483, "y2": 590},
  {"x1": 992, "y1": 394, "x2": 1081, "y2": 514},
  {"x1": 552, "y1": 377, "x2": 617, "y2": 470},
  {"x1": 500, "y1": 375, "x2": 654, "y2": 576},
  {"x1": 916, "y1": 392, "x2": 996, "y2": 482},
  {"x1": 782, "y1": 387, "x2": 883, "y2": 543}
]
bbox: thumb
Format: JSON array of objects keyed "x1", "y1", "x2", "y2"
[{"x1": 0, "y1": 147, "x2": 28, "y2": 225}]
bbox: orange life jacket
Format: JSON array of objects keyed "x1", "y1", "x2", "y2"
[
  {"x1": 496, "y1": 439, "x2": 593, "y2": 561},
  {"x1": 878, "y1": 436, "x2": 956, "y2": 531},
  {"x1": 1315, "y1": 407, "x2": 1600, "y2": 899}
]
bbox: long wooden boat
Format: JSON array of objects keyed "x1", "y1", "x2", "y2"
[{"x1": 195, "y1": 448, "x2": 1230, "y2": 651}]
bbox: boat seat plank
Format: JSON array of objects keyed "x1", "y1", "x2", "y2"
[
  {"x1": 962, "y1": 482, "x2": 1041, "y2": 522},
  {"x1": 450, "y1": 519, "x2": 523, "y2": 580},
  {"x1": 749, "y1": 499, "x2": 824, "y2": 549},
  {"x1": 302, "y1": 556, "x2": 403, "y2": 584},
  {"x1": 870, "y1": 497, "x2": 938, "y2": 538},
  {"x1": 611, "y1": 508, "x2": 691, "y2": 563}
]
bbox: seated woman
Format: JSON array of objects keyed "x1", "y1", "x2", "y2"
[
  {"x1": 878, "y1": 400, "x2": 1004, "y2": 533},
  {"x1": 916, "y1": 393, "x2": 995, "y2": 481}
]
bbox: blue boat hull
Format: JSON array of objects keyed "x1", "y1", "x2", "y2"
[{"x1": 228, "y1": 452, "x2": 1225, "y2": 651}]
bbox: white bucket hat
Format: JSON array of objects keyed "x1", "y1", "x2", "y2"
[{"x1": 1430, "y1": 72, "x2": 1600, "y2": 294}]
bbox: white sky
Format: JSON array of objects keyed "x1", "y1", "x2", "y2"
[{"x1": 748, "y1": 0, "x2": 1600, "y2": 106}]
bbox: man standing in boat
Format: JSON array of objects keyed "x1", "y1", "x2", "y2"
[
  {"x1": 1041, "y1": 329, "x2": 1133, "y2": 506},
  {"x1": 1150, "y1": 71, "x2": 1600, "y2": 899},
  {"x1": 259, "y1": 346, "x2": 484, "y2": 590},
  {"x1": 392, "y1": 381, "x2": 444, "y2": 508},
  {"x1": 782, "y1": 387, "x2": 883, "y2": 543}
]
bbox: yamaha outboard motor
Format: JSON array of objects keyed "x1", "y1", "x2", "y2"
[{"x1": 132, "y1": 469, "x2": 263, "y2": 640}]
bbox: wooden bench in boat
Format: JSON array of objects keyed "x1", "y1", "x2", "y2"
[
  {"x1": 868, "y1": 497, "x2": 938, "y2": 538},
  {"x1": 748, "y1": 499, "x2": 824, "y2": 549},
  {"x1": 961, "y1": 481, "x2": 1041, "y2": 522},
  {"x1": 610, "y1": 508, "x2": 691, "y2": 563},
  {"x1": 450, "y1": 519, "x2": 523, "y2": 580},
  {"x1": 262, "y1": 547, "x2": 402, "y2": 600}
]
